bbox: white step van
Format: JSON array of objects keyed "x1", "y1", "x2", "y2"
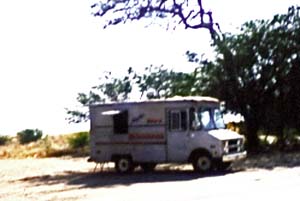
[{"x1": 88, "y1": 96, "x2": 246, "y2": 173}]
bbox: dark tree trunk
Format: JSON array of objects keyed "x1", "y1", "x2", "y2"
[
  {"x1": 244, "y1": 116, "x2": 260, "y2": 153},
  {"x1": 276, "y1": 124, "x2": 285, "y2": 150}
]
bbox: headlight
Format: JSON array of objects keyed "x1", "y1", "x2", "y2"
[
  {"x1": 240, "y1": 139, "x2": 245, "y2": 151},
  {"x1": 222, "y1": 141, "x2": 229, "y2": 154}
]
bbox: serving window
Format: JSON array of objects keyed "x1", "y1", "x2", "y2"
[{"x1": 168, "y1": 110, "x2": 187, "y2": 131}]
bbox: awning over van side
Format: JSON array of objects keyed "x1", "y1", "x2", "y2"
[{"x1": 101, "y1": 110, "x2": 122, "y2": 115}]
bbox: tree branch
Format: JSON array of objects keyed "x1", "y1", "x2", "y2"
[{"x1": 91, "y1": 0, "x2": 219, "y2": 38}]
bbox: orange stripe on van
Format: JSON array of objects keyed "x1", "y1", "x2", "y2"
[
  {"x1": 95, "y1": 141, "x2": 166, "y2": 145},
  {"x1": 128, "y1": 133, "x2": 164, "y2": 140}
]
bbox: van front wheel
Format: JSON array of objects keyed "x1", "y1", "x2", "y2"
[
  {"x1": 115, "y1": 157, "x2": 133, "y2": 173},
  {"x1": 192, "y1": 154, "x2": 212, "y2": 173}
]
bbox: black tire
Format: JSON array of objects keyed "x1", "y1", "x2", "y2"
[
  {"x1": 192, "y1": 153, "x2": 213, "y2": 173},
  {"x1": 115, "y1": 157, "x2": 133, "y2": 173},
  {"x1": 140, "y1": 163, "x2": 156, "y2": 172}
]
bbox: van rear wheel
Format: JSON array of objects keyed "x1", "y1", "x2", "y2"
[
  {"x1": 192, "y1": 153, "x2": 212, "y2": 173},
  {"x1": 115, "y1": 157, "x2": 133, "y2": 173}
]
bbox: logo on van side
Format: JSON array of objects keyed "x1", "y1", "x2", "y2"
[{"x1": 131, "y1": 114, "x2": 145, "y2": 123}]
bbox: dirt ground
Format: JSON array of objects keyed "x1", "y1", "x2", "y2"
[{"x1": 0, "y1": 153, "x2": 300, "y2": 201}]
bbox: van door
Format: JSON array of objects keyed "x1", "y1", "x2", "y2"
[{"x1": 166, "y1": 108, "x2": 190, "y2": 162}]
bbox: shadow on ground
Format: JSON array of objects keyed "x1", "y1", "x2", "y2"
[
  {"x1": 14, "y1": 151, "x2": 300, "y2": 189},
  {"x1": 16, "y1": 169, "x2": 233, "y2": 189},
  {"x1": 236, "y1": 151, "x2": 300, "y2": 170}
]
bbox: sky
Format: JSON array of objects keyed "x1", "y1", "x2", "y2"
[{"x1": 0, "y1": 0, "x2": 299, "y2": 135}]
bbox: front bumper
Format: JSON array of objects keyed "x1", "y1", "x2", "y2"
[{"x1": 222, "y1": 151, "x2": 247, "y2": 162}]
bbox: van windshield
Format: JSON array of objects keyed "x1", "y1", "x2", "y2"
[
  {"x1": 212, "y1": 108, "x2": 226, "y2": 129},
  {"x1": 197, "y1": 108, "x2": 225, "y2": 130}
]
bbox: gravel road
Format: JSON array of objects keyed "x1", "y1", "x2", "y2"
[{"x1": 0, "y1": 156, "x2": 299, "y2": 201}]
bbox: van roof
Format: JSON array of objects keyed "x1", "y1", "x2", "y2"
[
  {"x1": 159, "y1": 96, "x2": 219, "y2": 102},
  {"x1": 90, "y1": 96, "x2": 219, "y2": 107}
]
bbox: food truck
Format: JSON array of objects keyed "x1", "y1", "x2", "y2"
[{"x1": 88, "y1": 96, "x2": 246, "y2": 173}]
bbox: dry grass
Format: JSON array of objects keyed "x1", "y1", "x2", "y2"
[{"x1": 0, "y1": 133, "x2": 89, "y2": 159}]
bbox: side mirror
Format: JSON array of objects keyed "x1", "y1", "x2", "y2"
[{"x1": 192, "y1": 120, "x2": 202, "y2": 130}]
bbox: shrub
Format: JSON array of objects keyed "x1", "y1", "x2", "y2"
[
  {"x1": 0, "y1": 135, "x2": 10, "y2": 146},
  {"x1": 68, "y1": 132, "x2": 89, "y2": 149},
  {"x1": 17, "y1": 129, "x2": 43, "y2": 144}
]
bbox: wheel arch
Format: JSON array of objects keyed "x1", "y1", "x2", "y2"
[
  {"x1": 188, "y1": 148, "x2": 212, "y2": 163},
  {"x1": 111, "y1": 154, "x2": 132, "y2": 162}
]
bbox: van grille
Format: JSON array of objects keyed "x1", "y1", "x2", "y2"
[
  {"x1": 228, "y1": 139, "x2": 238, "y2": 146},
  {"x1": 224, "y1": 139, "x2": 243, "y2": 154}
]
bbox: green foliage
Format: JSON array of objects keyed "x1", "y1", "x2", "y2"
[
  {"x1": 69, "y1": 5, "x2": 300, "y2": 152},
  {"x1": 66, "y1": 66, "x2": 201, "y2": 122},
  {"x1": 137, "y1": 65, "x2": 172, "y2": 99},
  {"x1": 66, "y1": 68, "x2": 135, "y2": 123},
  {"x1": 137, "y1": 65, "x2": 206, "y2": 99},
  {"x1": 17, "y1": 129, "x2": 43, "y2": 144},
  {"x1": 188, "y1": 6, "x2": 300, "y2": 150},
  {"x1": 68, "y1": 132, "x2": 89, "y2": 149},
  {"x1": 0, "y1": 135, "x2": 10, "y2": 146},
  {"x1": 136, "y1": 65, "x2": 197, "y2": 99},
  {"x1": 66, "y1": 109, "x2": 89, "y2": 124}
]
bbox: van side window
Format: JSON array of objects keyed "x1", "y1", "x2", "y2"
[
  {"x1": 190, "y1": 107, "x2": 201, "y2": 130},
  {"x1": 199, "y1": 108, "x2": 214, "y2": 130},
  {"x1": 113, "y1": 110, "x2": 128, "y2": 134},
  {"x1": 168, "y1": 110, "x2": 187, "y2": 131},
  {"x1": 181, "y1": 111, "x2": 187, "y2": 130}
]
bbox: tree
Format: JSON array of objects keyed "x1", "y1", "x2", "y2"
[
  {"x1": 91, "y1": 0, "x2": 218, "y2": 37},
  {"x1": 66, "y1": 67, "x2": 136, "y2": 123},
  {"x1": 262, "y1": 6, "x2": 300, "y2": 146},
  {"x1": 66, "y1": 65, "x2": 199, "y2": 122},
  {"x1": 80, "y1": 1, "x2": 300, "y2": 151},
  {"x1": 136, "y1": 65, "x2": 200, "y2": 99},
  {"x1": 189, "y1": 6, "x2": 300, "y2": 150},
  {"x1": 17, "y1": 129, "x2": 43, "y2": 144}
]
